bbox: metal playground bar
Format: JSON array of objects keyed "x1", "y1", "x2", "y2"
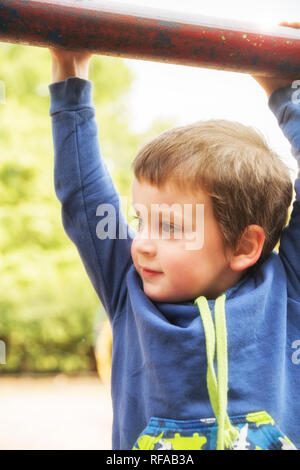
[{"x1": 0, "y1": 0, "x2": 300, "y2": 77}]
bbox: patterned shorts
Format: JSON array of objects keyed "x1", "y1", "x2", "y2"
[{"x1": 132, "y1": 411, "x2": 297, "y2": 450}]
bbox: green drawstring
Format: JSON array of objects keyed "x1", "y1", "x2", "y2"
[{"x1": 194, "y1": 294, "x2": 239, "y2": 450}]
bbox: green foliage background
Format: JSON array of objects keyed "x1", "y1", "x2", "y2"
[{"x1": 0, "y1": 43, "x2": 174, "y2": 374}]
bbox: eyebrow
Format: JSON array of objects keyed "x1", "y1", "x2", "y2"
[
  {"x1": 131, "y1": 206, "x2": 187, "y2": 228},
  {"x1": 132, "y1": 205, "x2": 183, "y2": 217}
]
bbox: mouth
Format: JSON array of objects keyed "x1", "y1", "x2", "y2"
[{"x1": 141, "y1": 267, "x2": 163, "y2": 279}]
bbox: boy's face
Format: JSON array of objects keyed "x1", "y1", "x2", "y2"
[{"x1": 131, "y1": 178, "x2": 234, "y2": 302}]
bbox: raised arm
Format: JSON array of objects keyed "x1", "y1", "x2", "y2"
[
  {"x1": 267, "y1": 83, "x2": 300, "y2": 298},
  {"x1": 49, "y1": 49, "x2": 134, "y2": 320},
  {"x1": 252, "y1": 22, "x2": 300, "y2": 299}
]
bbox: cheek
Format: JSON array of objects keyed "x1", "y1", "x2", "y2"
[
  {"x1": 166, "y1": 262, "x2": 201, "y2": 298},
  {"x1": 204, "y1": 217, "x2": 226, "y2": 258},
  {"x1": 163, "y1": 245, "x2": 200, "y2": 283}
]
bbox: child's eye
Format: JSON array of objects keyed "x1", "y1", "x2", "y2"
[
  {"x1": 131, "y1": 215, "x2": 143, "y2": 231},
  {"x1": 131, "y1": 216, "x2": 181, "y2": 236},
  {"x1": 161, "y1": 222, "x2": 180, "y2": 234}
]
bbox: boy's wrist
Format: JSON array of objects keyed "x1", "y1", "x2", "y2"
[
  {"x1": 51, "y1": 57, "x2": 90, "y2": 83},
  {"x1": 252, "y1": 75, "x2": 295, "y2": 98}
]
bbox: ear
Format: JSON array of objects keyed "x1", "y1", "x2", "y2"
[{"x1": 229, "y1": 225, "x2": 266, "y2": 272}]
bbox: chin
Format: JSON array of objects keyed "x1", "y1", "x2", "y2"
[
  {"x1": 144, "y1": 288, "x2": 191, "y2": 304},
  {"x1": 143, "y1": 288, "x2": 170, "y2": 303}
]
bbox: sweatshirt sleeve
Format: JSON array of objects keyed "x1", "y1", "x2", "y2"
[
  {"x1": 49, "y1": 77, "x2": 134, "y2": 320},
  {"x1": 269, "y1": 84, "x2": 300, "y2": 299}
]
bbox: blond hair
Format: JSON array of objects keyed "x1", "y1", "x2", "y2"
[{"x1": 131, "y1": 120, "x2": 293, "y2": 261}]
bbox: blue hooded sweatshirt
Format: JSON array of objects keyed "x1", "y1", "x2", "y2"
[{"x1": 49, "y1": 78, "x2": 300, "y2": 450}]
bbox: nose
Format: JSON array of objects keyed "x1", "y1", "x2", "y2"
[{"x1": 134, "y1": 231, "x2": 157, "y2": 257}]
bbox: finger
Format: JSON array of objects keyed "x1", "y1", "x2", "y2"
[{"x1": 279, "y1": 21, "x2": 300, "y2": 28}]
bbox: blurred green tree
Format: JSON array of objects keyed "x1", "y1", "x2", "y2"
[{"x1": 0, "y1": 43, "x2": 174, "y2": 374}]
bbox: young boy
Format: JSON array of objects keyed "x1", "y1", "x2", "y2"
[{"x1": 48, "y1": 23, "x2": 300, "y2": 450}]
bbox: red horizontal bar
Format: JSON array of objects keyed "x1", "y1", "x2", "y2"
[{"x1": 1, "y1": 0, "x2": 300, "y2": 77}]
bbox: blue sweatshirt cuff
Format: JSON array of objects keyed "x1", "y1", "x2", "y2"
[
  {"x1": 268, "y1": 84, "x2": 297, "y2": 123},
  {"x1": 48, "y1": 77, "x2": 93, "y2": 115}
]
